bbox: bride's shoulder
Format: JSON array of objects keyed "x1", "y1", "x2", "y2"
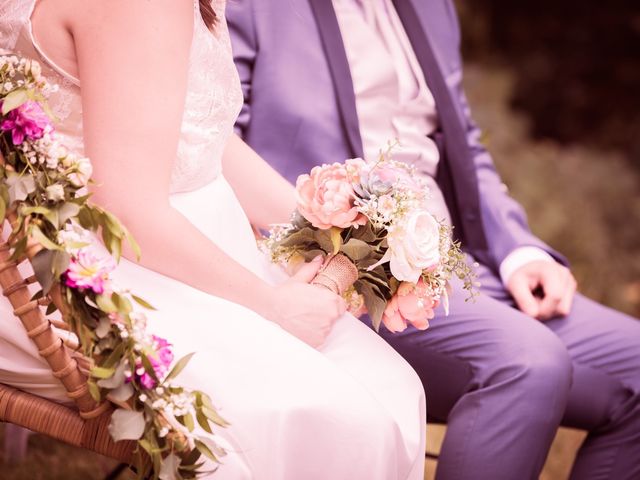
[
  {"x1": 30, "y1": 0, "x2": 196, "y2": 83},
  {"x1": 61, "y1": 0, "x2": 195, "y2": 42}
]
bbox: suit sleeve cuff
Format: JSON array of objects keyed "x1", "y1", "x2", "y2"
[{"x1": 499, "y1": 246, "x2": 556, "y2": 286}]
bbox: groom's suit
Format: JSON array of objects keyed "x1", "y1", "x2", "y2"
[{"x1": 227, "y1": 0, "x2": 640, "y2": 478}]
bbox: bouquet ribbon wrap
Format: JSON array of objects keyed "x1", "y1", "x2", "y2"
[{"x1": 311, "y1": 254, "x2": 358, "y2": 296}]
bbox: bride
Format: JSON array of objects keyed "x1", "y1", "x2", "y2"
[{"x1": 0, "y1": 0, "x2": 426, "y2": 478}]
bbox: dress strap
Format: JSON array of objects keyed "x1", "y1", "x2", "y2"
[{"x1": 27, "y1": 0, "x2": 80, "y2": 86}]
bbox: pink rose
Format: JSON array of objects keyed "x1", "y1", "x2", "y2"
[
  {"x1": 296, "y1": 163, "x2": 367, "y2": 229},
  {"x1": 0, "y1": 100, "x2": 51, "y2": 145},
  {"x1": 382, "y1": 279, "x2": 437, "y2": 333},
  {"x1": 382, "y1": 296, "x2": 408, "y2": 333}
]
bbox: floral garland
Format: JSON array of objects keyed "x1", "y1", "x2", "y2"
[{"x1": 0, "y1": 53, "x2": 226, "y2": 479}]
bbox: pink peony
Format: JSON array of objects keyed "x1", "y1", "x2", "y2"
[
  {"x1": 0, "y1": 100, "x2": 51, "y2": 145},
  {"x1": 64, "y1": 247, "x2": 116, "y2": 294},
  {"x1": 382, "y1": 279, "x2": 437, "y2": 333},
  {"x1": 296, "y1": 162, "x2": 367, "y2": 229}
]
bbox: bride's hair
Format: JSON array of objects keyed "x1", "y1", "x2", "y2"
[{"x1": 199, "y1": 0, "x2": 218, "y2": 30}]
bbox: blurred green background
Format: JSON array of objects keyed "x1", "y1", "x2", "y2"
[
  {"x1": 456, "y1": 0, "x2": 640, "y2": 318},
  {"x1": 1, "y1": 1, "x2": 638, "y2": 479}
]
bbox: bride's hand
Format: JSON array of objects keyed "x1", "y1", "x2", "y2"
[{"x1": 264, "y1": 256, "x2": 347, "y2": 348}]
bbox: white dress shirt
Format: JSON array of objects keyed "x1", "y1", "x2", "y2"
[{"x1": 332, "y1": 0, "x2": 555, "y2": 284}]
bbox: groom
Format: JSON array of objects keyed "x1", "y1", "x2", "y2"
[{"x1": 227, "y1": 1, "x2": 640, "y2": 478}]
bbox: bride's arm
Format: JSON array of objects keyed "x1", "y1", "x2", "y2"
[
  {"x1": 222, "y1": 134, "x2": 296, "y2": 229},
  {"x1": 69, "y1": 0, "x2": 273, "y2": 313},
  {"x1": 59, "y1": 0, "x2": 345, "y2": 341}
]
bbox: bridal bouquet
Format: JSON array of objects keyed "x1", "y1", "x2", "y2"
[
  {"x1": 0, "y1": 53, "x2": 225, "y2": 478},
  {"x1": 265, "y1": 145, "x2": 476, "y2": 332}
]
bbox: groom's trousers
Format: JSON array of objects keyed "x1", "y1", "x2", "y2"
[{"x1": 370, "y1": 256, "x2": 640, "y2": 480}]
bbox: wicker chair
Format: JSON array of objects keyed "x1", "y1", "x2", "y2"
[{"x1": 0, "y1": 154, "x2": 135, "y2": 467}]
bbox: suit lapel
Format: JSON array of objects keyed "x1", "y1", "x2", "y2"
[
  {"x1": 308, "y1": 0, "x2": 364, "y2": 158},
  {"x1": 392, "y1": 0, "x2": 487, "y2": 249},
  {"x1": 391, "y1": 0, "x2": 471, "y2": 170}
]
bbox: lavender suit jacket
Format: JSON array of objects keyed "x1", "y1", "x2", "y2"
[{"x1": 227, "y1": 0, "x2": 565, "y2": 272}]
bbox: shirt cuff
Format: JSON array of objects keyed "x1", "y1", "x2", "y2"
[{"x1": 499, "y1": 246, "x2": 556, "y2": 286}]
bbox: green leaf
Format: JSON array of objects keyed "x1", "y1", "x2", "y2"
[
  {"x1": 140, "y1": 354, "x2": 160, "y2": 383},
  {"x1": 340, "y1": 238, "x2": 372, "y2": 261},
  {"x1": 202, "y1": 406, "x2": 229, "y2": 428},
  {"x1": 101, "y1": 342, "x2": 126, "y2": 369},
  {"x1": 87, "y1": 380, "x2": 101, "y2": 402},
  {"x1": 195, "y1": 410, "x2": 213, "y2": 434},
  {"x1": 329, "y1": 227, "x2": 342, "y2": 254},
  {"x1": 103, "y1": 211, "x2": 125, "y2": 238},
  {"x1": 182, "y1": 412, "x2": 195, "y2": 432},
  {"x1": 43, "y1": 209, "x2": 59, "y2": 229},
  {"x1": 30, "y1": 225, "x2": 62, "y2": 251},
  {"x1": 150, "y1": 452, "x2": 162, "y2": 480},
  {"x1": 349, "y1": 222, "x2": 379, "y2": 243},
  {"x1": 96, "y1": 293, "x2": 118, "y2": 313},
  {"x1": 0, "y1": 184, "x2": 9, "y2": 205},
  {"x1": 107, "y1": 409, "x2": 146, "y2": 442},
  {"x1": 31, "y1": 248, "x2": 56, "y2": 295},
  {"x1": 313, "y1": 228, "x2": 336, "y2": 253},
  {"x1": 9, "y1": 236, "x2": 28, "y2": 261},
  {"x1": 95, "y1": 317, "x2": 112, "y2": 339},
  {"x1": 138, "y1": 438, "x2": 153, "y2": 457},
  {"x1": 57, "y1": 202, "x2": 81, "y2": 226},
  {"x1": 0, "y1": 196, "x2": 6, "y2": 224},
  {"x1": 6, "y1": 171, "x2": 35, "y2": 203},
  {"x1": 359, "y1": 282, "x2": 387, "y2": 332},
  {"x1": 77, "y1": 206, "x2": 97, "y2": 230},
  {"x1": 194, "y1": 440, "x2": 219, "y2": 464},
  {"x1": 109, "y1": 233, "x2": 122, "y2": 262},
  {"x1": 97, "y1": 358, "x2": 127, "y2": 388},
  {"x1": 279, "y1": 227, "x2": 318, "y2": 249},
  {"x1": 91, "y1": 366, "x2": 116, "y2": 379},
  {"x1": 1, "y1": 88, "x2": 28, "y2": 115},
  {"x1": 52, "y1": 250, "x2": 70, "y2": 278},
  {"x1": 299, "y1": 249, "x2": 327, "y2": 262},
  {"x1": 181, "y1": 448, "x2": 203, "y2": 470},
  {"x1": 131, "y1": 294, "x2": 156, "y2": 310},
  {"x1": 164, "y1": 352, "x2": 195, "y2": 383},
  {"x1": 108, "y1": 382, "x2": 134, "y2": 403},
  {"x1": 358, "y1": 270, "x2": 390, "y2": 293},
  {"x1": 64, "y1": 240, "x2": 90, "y2": 250},
  {"x1": 126, "y1": 230, "x2": 142, "y2": 261},
  {"x1": 111, "y1": 292, "x2": 132, "y2": 314}
]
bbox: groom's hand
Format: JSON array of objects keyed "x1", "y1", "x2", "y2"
[{"x1": 507, "y1": 260, "x2": 577, "y2": 321}]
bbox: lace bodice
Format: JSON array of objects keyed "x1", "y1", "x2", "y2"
[{"x1": 0, "y1": 0, "x2": 243, "y2": 193}]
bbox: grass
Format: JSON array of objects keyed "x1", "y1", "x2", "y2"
[{"x1": 1, "y1": 63, "x2": 637, "y2": 479}]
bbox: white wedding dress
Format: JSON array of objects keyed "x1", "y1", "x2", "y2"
[{"x1": 0, "y1": 1, "x2": 426, "y2": 479}]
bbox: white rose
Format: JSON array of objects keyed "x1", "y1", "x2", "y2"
[
  {"x1": 370, "y1": 211, "x2": 441, "y2": 283},
  {"x1": 45, "y1": 183, "x2": 65, "y2": 202},
  {"x1": 68, "y1": 157, "x2": 93, "y2": 187}
]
